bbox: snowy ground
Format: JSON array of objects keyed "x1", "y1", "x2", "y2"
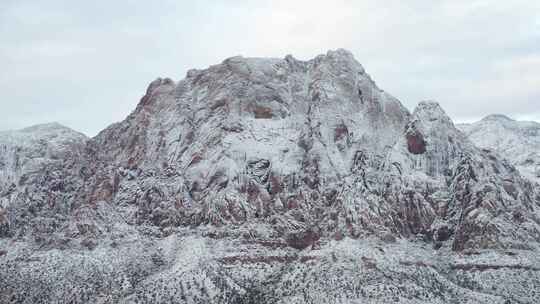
[{"x1": 1, "y1": 228, "x2": 539, "y2": 304}]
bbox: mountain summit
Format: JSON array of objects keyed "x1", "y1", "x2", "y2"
[
  {"x1": 1, "y1": 50, "x2": 540, "y2": 303},
  {"x1": 458, "y1": 114, "x2": 540, "y2": 183}
]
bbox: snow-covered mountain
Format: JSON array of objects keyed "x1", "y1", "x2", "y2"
[
  {"x1": 0, "y1": 122, "x2": 87, "y2": 190},
  {"x1": 458, "y1": 115, "x2": 540, "y2": 184},
  {"x1": 1, "y1": 50, "x2": 540, "y2": 303}
]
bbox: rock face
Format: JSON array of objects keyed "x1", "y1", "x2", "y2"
[
  {"x1": 0, "y1": 123, "x2": 88, "y2": 239},
  {"x1": 1, "y1": 50, "x2": 540, "y2": 303},
  {"x1": 458, "y1": 115, "x2": 540, "y2": 184}
]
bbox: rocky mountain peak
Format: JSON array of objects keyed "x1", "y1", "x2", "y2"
[
  {"x1": 318, "y1": 48, "x2": 366, "y2": 72},
  {"x1": 413, "y1": 100, "x2": 454, "y2": 126},
  {"x1": 145, "y1": 77, "x2": 175, "y2": 95},
  {"x1": 19, "y1": 121, "x2": 72, "y2": 132},
  {"x1": 2, "y1": 50, "x2": 540, "y2": 303},
  {"x1": 458, "y1": 114, "x2": 540, "y2": 184},
  {"x1": 0, "y1": 122, "x2": 87, "y2": 154},
  {"x1": 397, "y1": 100, "x2": 467, "y2": 173},
  {"x1": 482, "y1": 113, "x2": 514, "y2": 122},
  {"x1": 1, "y1": 122, "x2": 87, "y2": 139}
]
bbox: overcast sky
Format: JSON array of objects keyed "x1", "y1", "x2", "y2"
[{"x1": 1, "y1": 0, "x2": 539, "y2": 136}]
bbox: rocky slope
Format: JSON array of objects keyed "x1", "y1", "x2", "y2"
[
  {"x1": 1, "y1": 49, "x2": 540, "y2": 303},
  {"x1": 458, "y1": 115, "x2": 540, "y2": 184},
  {"x1": 0, "y1": 123, "x2": 88, "y2": 239}
]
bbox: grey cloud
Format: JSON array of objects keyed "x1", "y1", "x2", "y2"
[{"x1": 0, "y1": 0, "x2": 539, "y2": 135}]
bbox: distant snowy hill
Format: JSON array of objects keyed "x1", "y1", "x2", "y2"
[
  {"x1": 458, "y1": 114, "x2": 540, "y2": 184},
  {"x1": 0, "y1": 122, "x2": 87, "y2": 197}
]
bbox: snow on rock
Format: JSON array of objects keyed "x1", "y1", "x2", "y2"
[
  {"x1": 1, "y1": 50, "x2": 540, "y2": 303},
  {"x1": 458, "y1": 114, "x2": 540, "y2": 184},
  {"x1": 0, "y1": 123, "x2": 88, "y2": 239},
  {"x1": 0, "y1": 123, "x2": 87, "y2": 188}
]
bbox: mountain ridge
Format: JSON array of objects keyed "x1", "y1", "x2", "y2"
[
  {"x1": 1, "y1": 49, "x2": 540, "y2": 303},
  {"x1": 457, "y1": 113, "x2": 540, "y2": 184}
]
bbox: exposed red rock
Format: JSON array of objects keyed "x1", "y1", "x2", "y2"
[{"x1": 406, "y1": 131, "x2": 426, "y2": 154}]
